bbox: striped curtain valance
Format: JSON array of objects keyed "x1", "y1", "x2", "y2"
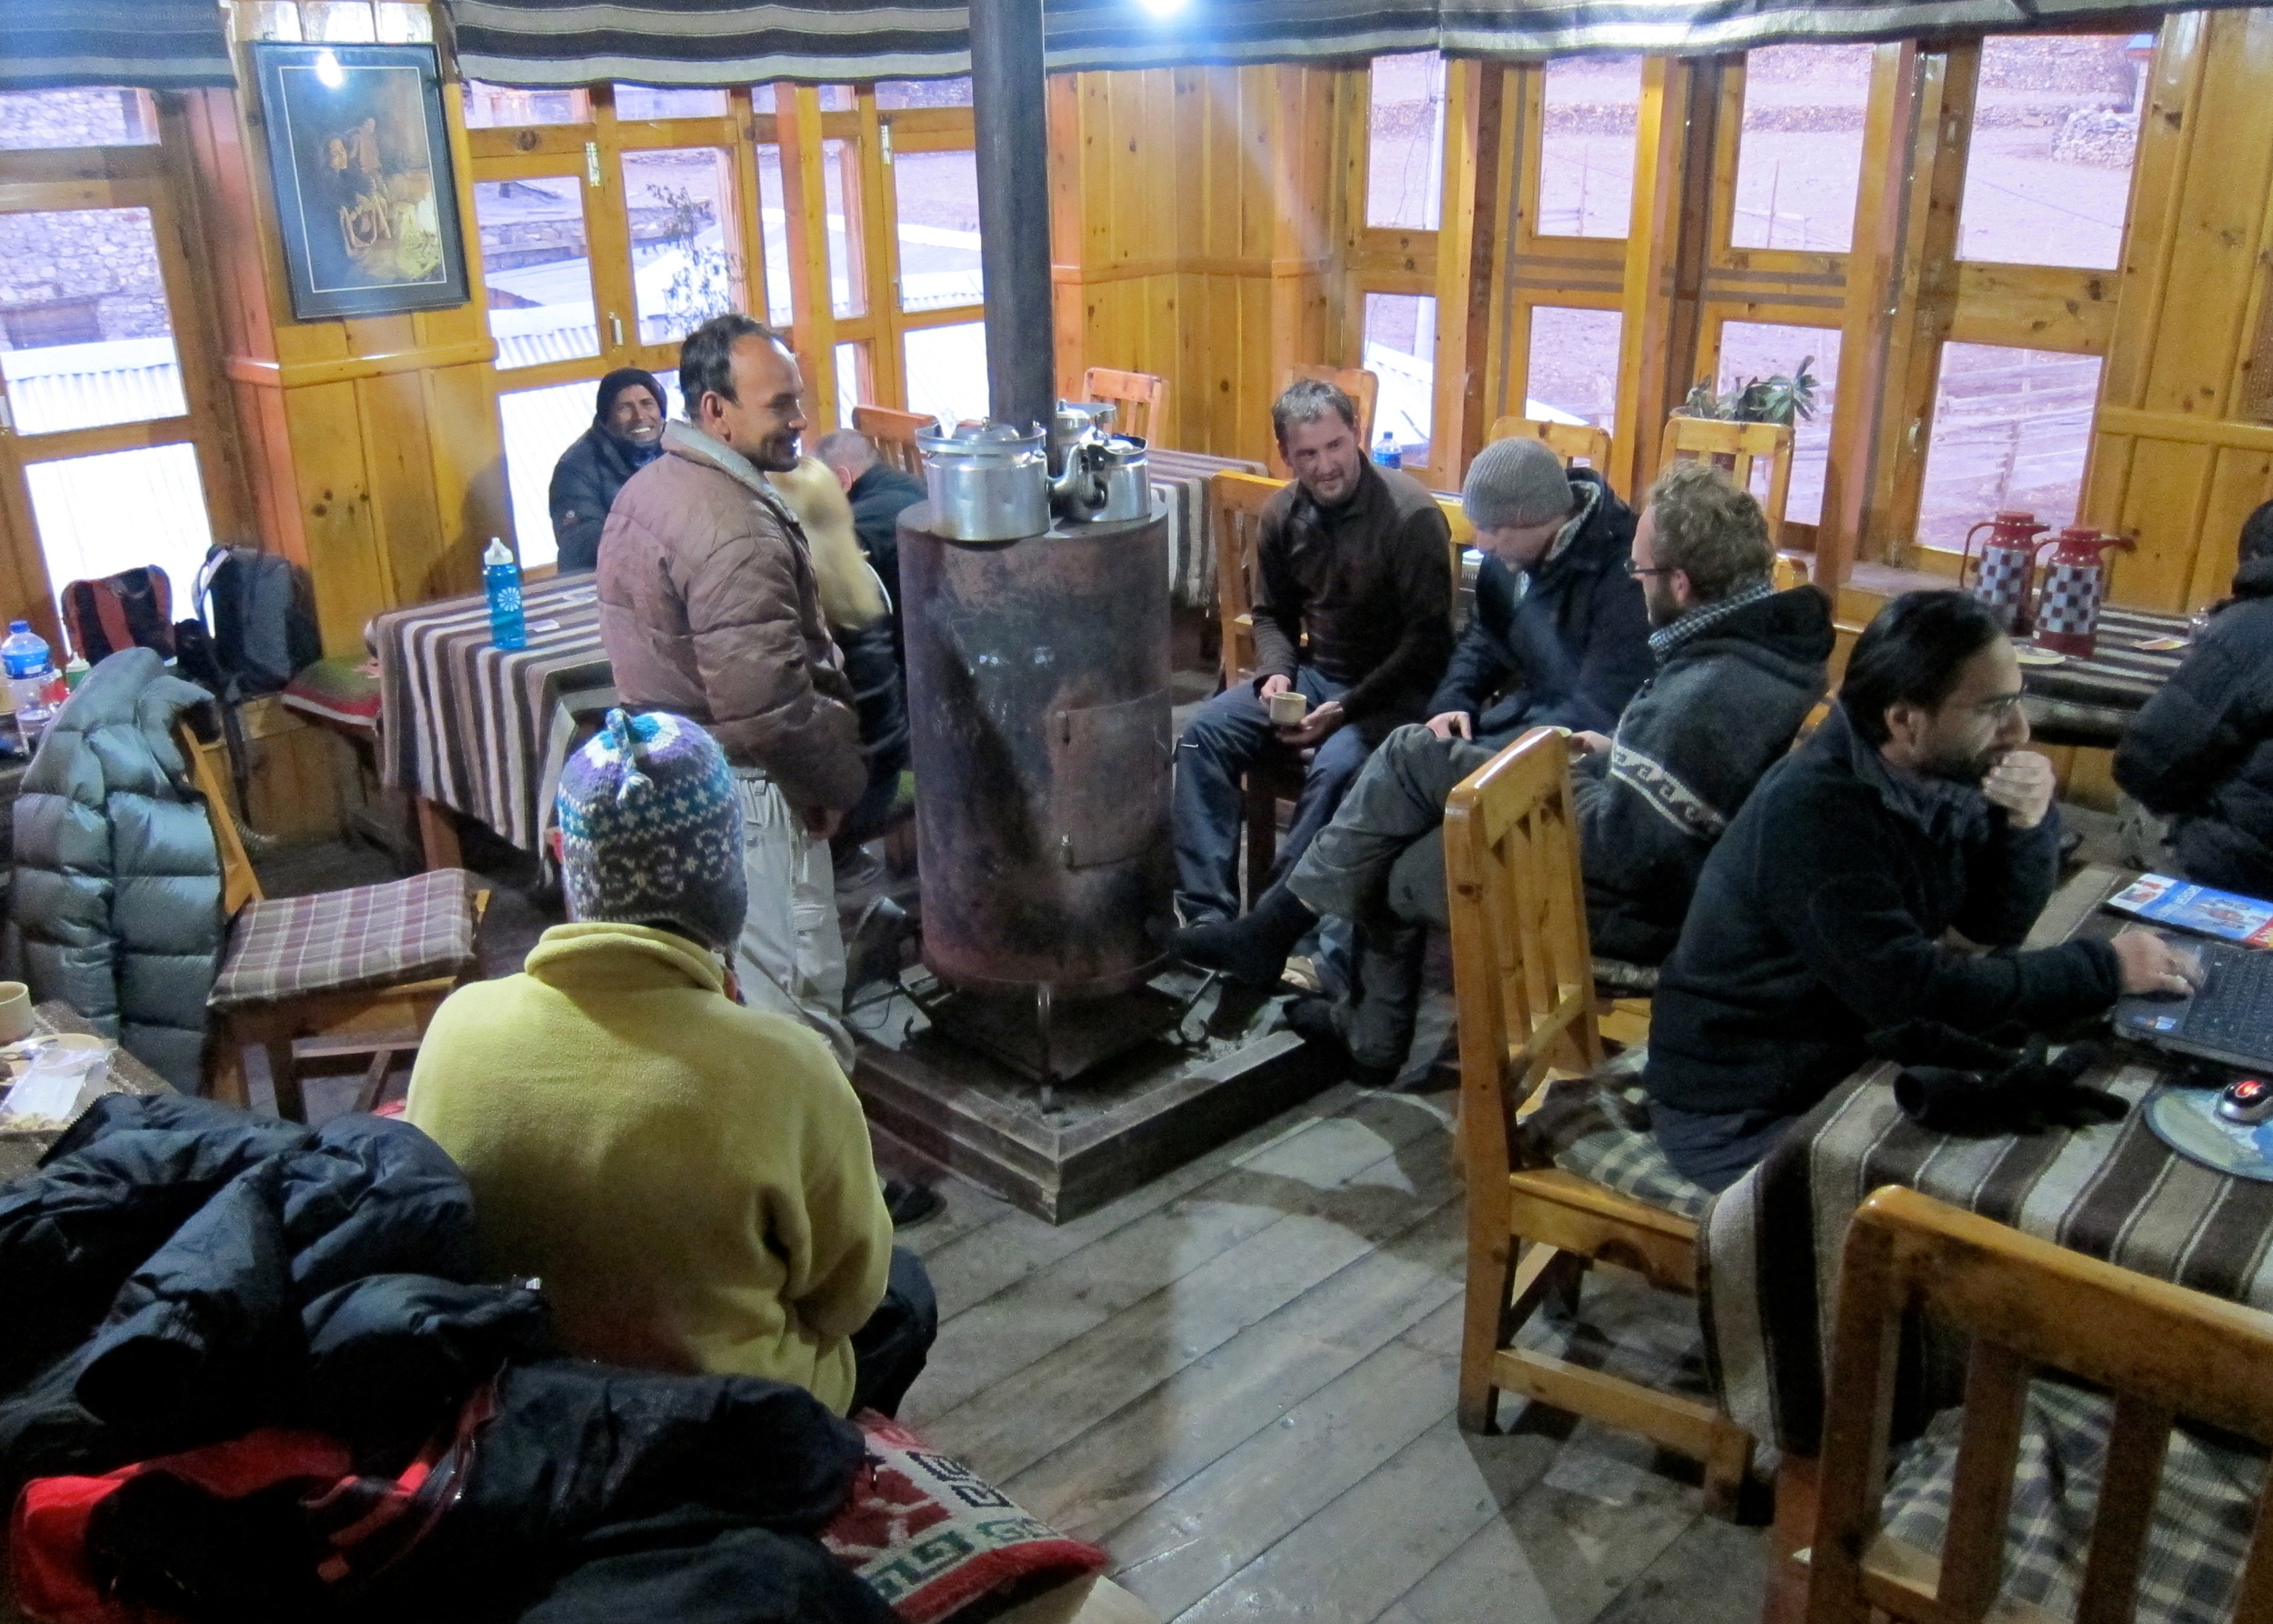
[
  {"x1": 0, "y1": 0, "x2": 238, "y2": 91},
  {"x1": 446, "y1": 0, "x2": 2248, "y2": 87}
]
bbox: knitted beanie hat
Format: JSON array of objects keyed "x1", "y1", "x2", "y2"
[
  {"x1": 1462, "y1": 436, "x2": 1576, "y2": 530},
  {"x1": 556, "y1": 710, "x2": 746, "y2": 950}
]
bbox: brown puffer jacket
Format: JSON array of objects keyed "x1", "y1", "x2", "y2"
[{"x1": 596, "y1": 422, "x2": 866, "y2": 814}]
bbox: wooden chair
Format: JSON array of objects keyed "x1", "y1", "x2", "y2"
[
  {"x1": 1486, "y1": 416, "x2": 1616, "y2": 481},
  {"x1": 1772, "y1": 553, "x2": 1809, "y2": 593},
  {"x1": 1658, "y1": 416, "x2": 1797, "y2": 546},
  {"x1": 1284, "y1": 365, "x2": 1380, "y2": 448},
  {"x1": 1209, "y1": 470, "x2": 1304, "y2": 910},
  {"x1": 1445, "y1": 728, "x2": 1752, "y2": 1512},
  {"x1": 1080, "y1": 367, "x2": 1168, "y2": 444},
  {"x1": 1807, "y1": 1186, "x2": 2273, "y2": 1624},
  {"x1": 182, "y1": 724, "x2": 489, "y2": 1121},
  {"x1": 852, "y1": 405, "x2": 937, "y2": 479}
]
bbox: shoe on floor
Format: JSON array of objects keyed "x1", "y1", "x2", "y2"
[
  {"x1": 1285, "y1": 995, "x2": 1399, "y2": 1089},
  {"x1": 884, "y1": 1178, "x2": 945, "y2": 1228}
]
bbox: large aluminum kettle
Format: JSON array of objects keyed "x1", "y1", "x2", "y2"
[{"x1": 917, "y1": 420, "x2": 1051, "y2": 541}]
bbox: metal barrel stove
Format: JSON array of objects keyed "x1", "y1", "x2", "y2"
[{"x1": 896, "y1": 500, "x2": 1173, "y2": 1001}]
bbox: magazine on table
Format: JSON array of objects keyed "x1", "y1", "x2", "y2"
[{"x1": 2108, "y1": 873, "x2": 2273, "y2": 947}]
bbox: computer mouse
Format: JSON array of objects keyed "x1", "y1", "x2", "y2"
[{"x1": 2217, "y1": 1076, "x2": 2273, "y2": 1126}]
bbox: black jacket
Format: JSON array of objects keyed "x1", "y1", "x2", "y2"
[
  {"x1": 548, "y1": 423, "x2": 662, "y2": 573},
  {"x1": 1428, "y1": 468, "x2": 1652, "y2": 740},
  {"x1": 1251, "y1": 459, "x2": 1455, "y2": 741},
  {"x1": 2114, "y1": 556, "x2": 2273, "y2": 897},
  {"x1": 846, "y1": 463, "x2": 926, "y2": 603},
  {"x1": 1573, "y1": 586, "x2": 1834, "y2": 965},
  {"x1": 1643, "y1": 705, "x2": 2121, "y2": 1118}
]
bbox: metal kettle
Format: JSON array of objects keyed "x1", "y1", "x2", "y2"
[{"x1": 917, "y1": 420, "x2": 1050, "y2": 542}]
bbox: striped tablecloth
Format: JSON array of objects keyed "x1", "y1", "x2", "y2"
[
  {"x1": 1147, "y1": 446, "x2": 1267, "y2": 607},
  {"x1": 374, "y1": 574, "x2": 615, "y2": 857},
  {"x1": 2020, "y1": 602, "x2": 2192, "y2": 710}
]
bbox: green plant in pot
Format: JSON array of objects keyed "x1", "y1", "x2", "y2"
[{"x1": 1679, "y1": 356, "x2": 1819, "y2": 426}]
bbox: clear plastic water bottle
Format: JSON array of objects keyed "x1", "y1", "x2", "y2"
[
  {"x1": 484, "y1": 537, "x2": 527, "y2": 651},
  {"x1": 3, "y1": 621, "x2": 56, "y2": 732},
  {"x1": 1373, "y1": 433, "x2": 1402, "y2": 470}
]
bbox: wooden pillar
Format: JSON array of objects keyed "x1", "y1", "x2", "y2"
[
  {"x1": 774, "y1": 86, "x2": 836, "y2": 426},
  {"x1": 1430, "y1": 62, "x2": 1509, "y2": 487}
]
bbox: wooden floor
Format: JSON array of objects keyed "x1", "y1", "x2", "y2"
[{"x1": 887, "y1": 1078, "x2": 1769, "y2": 1624}]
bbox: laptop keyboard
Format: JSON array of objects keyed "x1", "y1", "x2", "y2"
[{"x1": 2190, "y1": 948, "x2": 2273, "y2": 1053}]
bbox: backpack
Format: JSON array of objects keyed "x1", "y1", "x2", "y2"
[
  {"x1": 192, "y1": 546, "x2": 320, "y2": 696},
  {"x1": 60, "y1": 566, "x2": 176, "y2": 664}
]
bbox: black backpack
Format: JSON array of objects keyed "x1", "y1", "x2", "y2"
[{"x1": 190, "y1": 546, "x2": 321, "y2": 697}]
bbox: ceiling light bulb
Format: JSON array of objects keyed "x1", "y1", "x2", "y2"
[{"x1": 315, "y1": 50, "x2": 345, "y2": 89}]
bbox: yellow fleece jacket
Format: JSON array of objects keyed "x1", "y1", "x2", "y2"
[{"x1": 404, "y1": 922, "x2": 892, "y2": 1413}]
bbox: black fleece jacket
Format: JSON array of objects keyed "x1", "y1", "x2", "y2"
[{"x1": 1643, "y1": 705, "x2": 2121, "y2": 1118}]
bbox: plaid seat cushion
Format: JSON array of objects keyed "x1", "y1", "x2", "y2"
[
  {"x1": 211, "y1": 868, "x2": 480, "y2": 1009},
  {"x1": 1521, "y1": 1048, "x2": 1714, "y2": 1222},
  {"x1": 1882, "y1": 1378, "x2": 2267, "y2": 1624}
]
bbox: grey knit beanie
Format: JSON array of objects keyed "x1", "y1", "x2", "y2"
[
  {"x1": 556, "y1": 709, "x2": 746, "y2": 950},
  {"x1": 1462, "y1": 437, "x2": 1575, "y2": 530}
]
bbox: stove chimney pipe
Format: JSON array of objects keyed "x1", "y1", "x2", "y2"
[{"x1": 969, "y1": 0, "x2": 1056, "y2": 437}]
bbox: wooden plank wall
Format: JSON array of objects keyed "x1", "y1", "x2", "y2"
[
  {"x1": 2082, "y1": 8, "x2": 2273, "y2": 612},
  {"x1": 1050, "y1": 65, "x2": 1340, "y2": 468}
]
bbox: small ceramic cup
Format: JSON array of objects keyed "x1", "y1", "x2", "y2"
[
  {"x1": 0, "y1": 982, "x2": 32, "y2": 1045},
  {"x1": 1268, "y1": 690, "x2": 1308, "y2": 727}
]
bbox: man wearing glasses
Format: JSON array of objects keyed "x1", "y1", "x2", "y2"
[{"x1": 1644, "y1": 589, "x2": 2200, "y2": 1190}]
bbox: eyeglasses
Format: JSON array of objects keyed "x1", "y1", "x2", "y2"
[
  {"x1": 1628, "y1": 565, "x2": 1676, "y2": 579},
  {"x1": 1969, "y1": 692, "x2": 2028, "y2": 720}
]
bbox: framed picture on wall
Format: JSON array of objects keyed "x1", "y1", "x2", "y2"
[{"x1": 252, "y1": 42, "x2": 470, "y2": 320}]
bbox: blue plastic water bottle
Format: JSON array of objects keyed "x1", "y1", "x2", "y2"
[
  {"x1": 484, "y1": 537, "x2": 527, "y2": 651},
  {"x1": 1373, "y1": 433, "x2": 1402, "y2": 470},
  {"x1": 2, "y1": 621, "x2": 56, "y2": 732}
]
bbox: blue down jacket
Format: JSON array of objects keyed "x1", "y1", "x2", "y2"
[{"x1": 8, "y1": 648, "x2": 223, "y2": 1089}]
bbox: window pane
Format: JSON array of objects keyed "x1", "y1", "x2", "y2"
[
  {"x1": 1958, "y1": 35, "x2": 2144, "y2": 270},
  {"x1": 649, "y1": 368, "x2": 686, "y2": 418},
  {"x1": 1731, "y1": 45, "x2": 1875, "y2": 253},
  {"x1": 1714, "y1": 322, "x2": 1841, "y2": 526},
  {"x1": 1367, "y1": 54, "x2": 1447, "y2": 232},
  {"x1": 25, "y1": 445, "x2": 214, "y2": 621},
  {"x1": 463, "y1": 82, "x2": 590, "y2": 129},
  {"x1": 835, "y1": 340, "x2": 867, "y2": 429},
  {"x1": 752, "y1": 85, "x2": 777, "y2": 115},
  {"x1": 894, "y1": 149, "x2": 982, "y2": 313},
  {"x1": 475, "y1": 176, "x2": 598, "y2": 370},
  {"x1": 816, "y1": 85, "x2": 856, "y2": 113},
  {"x1": 373, "y1": 5, "x2": 434, "y2": 44},
  {"x1": 904, "y1": 322, "x2": 987, "y2": 430},
  {"x1": 876, "y1": 77, "x2": 974, "y2": 109},
  {"x1": 754, "y1": 144, "x2": 795, "y2": 326},
  {"x1": 615, "y1": 85, "x2": 727, "y2": 121},
  {"x1": 300, "y1": 2, "x2": 376, "y2": 41},
  {"x1": 1525, "y1": 306, "x2": 1623, "y2": 433},
  {"x1": 625, "y1": 147, "x2": 738, "y2": 346},
  {"x1": 1363, "y1": 292, "x2": 1437, "y2": 464},
  {"x1": 1540, "y1": 57, "x2": 1641, "y2": 238},
  {"x1": 0, "y1": 207, "x2": 185, "y2": 435},
  {"x1": 0, "y1": 88, "x2": 156, "y2": 151},
  {"x1": 1917, "y1": 344, "x2": 2103, "y2": 553},
  {"x1": 825, "y1": 138, "x2": 866, "y2": 319},
  {"x1": 497, "y1": 379, "x2": 597, "y2": 572}
]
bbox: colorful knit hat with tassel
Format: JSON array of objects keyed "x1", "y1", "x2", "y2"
[{"x1": 556, "y1": 709, "x2": 746, "y2": 950}]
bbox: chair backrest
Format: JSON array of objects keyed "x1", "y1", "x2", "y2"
[
  {"x1": 1771, "y1": 553, "x2": 1808, "y2": 593},
  {"x1": 1486, "y1": 416, "x2": 1616, "y2": 482},
  {"x1": 1283, "y1": 365, "x2": 1380, "y2": 449},
  {"x1": 1080, "y1": 367, "x2": 1169, "y2": 445},
  {"x1": 1658, "y1": 416, "x2": 1797, "y2": 545},
  {"x1": 1444, "y1": 729, "x2": 1605, "y2": 1181},
  {"x1": 1807, "y1": 1186, "x2": 2273, "y2": 1624},
  {"x1": 1209, "y1": 469, "x2": 1290, "y2": 683},
  {"x1": 851, "y1": 405, "x2": 937, "y2": 479},
  {"x1": 175, "y1": 721, "x2": 262, "y2": 917}
]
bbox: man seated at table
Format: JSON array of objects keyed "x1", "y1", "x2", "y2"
[
  {"x1": 548, "y1": 367, "x2": 666, "y2": 572},
  {"x1": 1644, "y1": 589, "x2": 2202, "y2": 1192},
  {"x1": 1170, "y1": 377, "x2": 1454, "y2": 928},
  {"x1": 598, "y1": 314, "x2": 866, "y2": 1072},
  {"x1": 406, "y1": 710, "x2": 934, "y2": 1418},
  {"x1": 816, "y1": 427, "x2": 926, "y2": 612},
  {"x1": 2114, "y1": 499, "x2": 2273, "y2": 898},
  {"x1": 1177, "y1": 460, "x2": 1829, "y2": 1081}
]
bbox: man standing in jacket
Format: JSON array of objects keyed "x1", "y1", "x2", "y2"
[
  {"x1": 1644, "y1": 590, "x2": 2201, "y2": 1190},
  {"x1": 2114, "y1": 500, "x2": 2273, "y2": 897},
  {"x1": 597, "y1": 315, "x2": 866, "y2": 1070},
  {"x1": 1170, "y1": 377, "x2": 1454, "y2": 927},
  {"x1": 548, "y1": 368, "x2": 666, "y2": 572},
  {"x1": 1177, "y1": 461, "x2": 1830, "y2": 1079}
]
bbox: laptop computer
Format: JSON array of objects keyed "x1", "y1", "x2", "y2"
[{"x1": 2114, "y1": 937, "x2": 2273, "y2": 1073}]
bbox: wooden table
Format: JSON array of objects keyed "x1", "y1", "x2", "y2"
[
  {"x1": 0, "y1": 1001, "x2": 174, "y2": 1185},
  {"x1": 2019, "y1": 603, "x2": 2191, "y2": 747},
  {"x1": 1698, "y1": 867, "x2": 2273, "y2": 1622}
]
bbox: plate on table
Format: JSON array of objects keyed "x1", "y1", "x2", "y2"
[
  {"x1": 2146, "y1": 1082, "x2": 2273, "y2": 1181},
  {"x1": 2013, "y1": 647, "x2": 2067, "y2": 667},
  {"x1": 2136, "y1": 637, "x2": 2188, "y2": 652}
]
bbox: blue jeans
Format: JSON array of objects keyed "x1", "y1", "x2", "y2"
[{"x1": 1171, "y1": 668, "x2": 1374, "y2": 925}]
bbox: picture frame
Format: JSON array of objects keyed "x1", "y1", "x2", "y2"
[{"x1": 252, "y1": 42, "x2": 470, "y2": 321}]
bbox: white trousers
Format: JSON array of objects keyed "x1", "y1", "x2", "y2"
[{"x1": 733, "y1": 770, "x2": 855, "y2": 1073}]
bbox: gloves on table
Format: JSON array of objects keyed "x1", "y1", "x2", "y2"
[{"x1": 1867, "y1": 1021, "x2": 2128, "y2": 1136}]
